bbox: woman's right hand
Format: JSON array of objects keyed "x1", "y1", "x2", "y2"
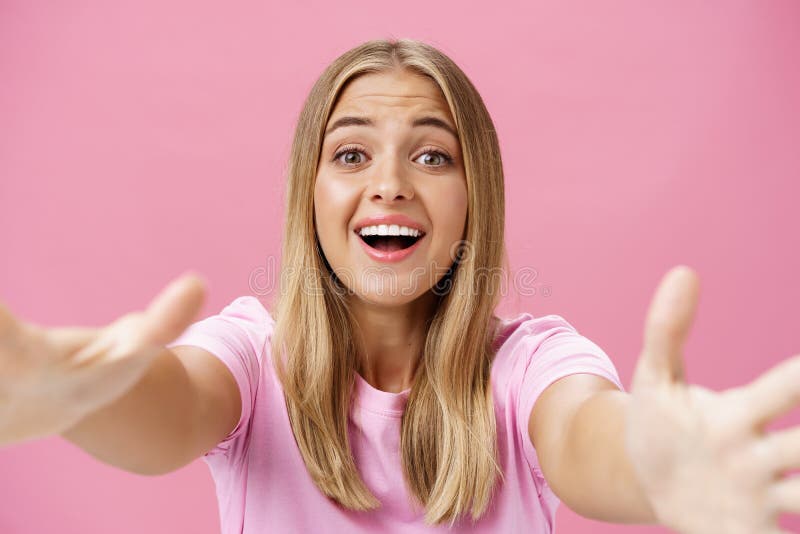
[{"x1": 0, "y1": 273, "x2": 206, "y2": 446}]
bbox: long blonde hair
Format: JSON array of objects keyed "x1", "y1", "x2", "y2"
[{"x1": 269, "y1": 38, "x2": 508, "y2": 526}]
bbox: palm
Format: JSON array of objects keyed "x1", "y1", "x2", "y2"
[{"x1": 624, "y1": 266, "x2": 800, "y2": 534}]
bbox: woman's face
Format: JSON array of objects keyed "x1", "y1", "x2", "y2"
[{"x1": 314, "y1": 68, "x2": 468, "y2": 307}]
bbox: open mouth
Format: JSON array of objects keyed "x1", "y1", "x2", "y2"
[
  {"x1": 358, "y1": 233, "x2": 424, "y2": 252},
  {"x1": 355, "y1": 222, "x2": 427, "y2": 253}
]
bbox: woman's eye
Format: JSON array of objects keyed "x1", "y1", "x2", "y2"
[
  {"x1": 333, "y1": 147, "x2": 453, "y2": 167},
  {"x1": 415, "y1": 150, "x2": 452, "y2": 167},
  {"x1": 334, "y1": 149, "x2": 365, "y2": 166}
]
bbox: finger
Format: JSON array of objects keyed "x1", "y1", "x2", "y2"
[
  {"x1": 739, "y1": 354, "x2": 800, "y2": 431},
  {"x1": 69, "y1": 273, "x2": 205, "y2": 367},
  {"x1": 632, "y1": 265, "x2": 700, "y2": 388},
  {"x1": 753, "y1": 425, "x2": 800, "y2": 475},
  {"x1": 69, "y1": 273, "x2": 205, "y2": 368},
  {"x1": 69, "y1": 327, "x2": 120, "y2": 368},
  {"x1": 46, "y1": 327, "x2": 98, "y2": 355},
  {"x1": 0, "y1": 300, "x2": 21, "y2": 337},
  {"x1": 141, "y1": 272, "x2": 206, "y2": 344},
  {"x1": 770, "y1": 475, "x2": 800, "y2": 514}
]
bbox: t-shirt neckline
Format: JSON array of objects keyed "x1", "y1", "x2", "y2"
[
  {"x1": 350, "y1": 312, "x2": 533, "y2": 418},
  {"x1": 353, "y1": 371, "x2": 411, "y2": 417}
]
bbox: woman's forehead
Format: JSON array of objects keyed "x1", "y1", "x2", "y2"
[{"x1": 331, "y1": 70, "x2": 451, "y2": 117}]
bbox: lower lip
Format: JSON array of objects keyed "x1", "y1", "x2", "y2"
[{"x1": 356, "y1": 233, "x2": 425, "y2": 263}]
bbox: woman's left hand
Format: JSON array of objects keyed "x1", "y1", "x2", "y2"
[{"x1": 624, "y1": 266, "x2": 800, "y2": 534}]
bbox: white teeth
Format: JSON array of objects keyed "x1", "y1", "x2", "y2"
[{"x1": 358, "y1": 225, "x2": 422, "y2": 237}]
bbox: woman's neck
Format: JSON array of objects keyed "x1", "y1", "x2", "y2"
[{"x1": 348, "y1": 292, "x2": 437, "y2": 393}]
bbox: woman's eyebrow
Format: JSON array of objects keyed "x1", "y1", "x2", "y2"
[
  {"x1": 412, "y1": 116, "x2": 458, "y2": 139},
  {"x1": 324, "y1": 115, "x2": 458, "y2": 139}
]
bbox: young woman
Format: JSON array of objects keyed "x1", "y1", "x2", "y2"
[{"x1": 1, "y1": 39, "x2": 799, "y2": 533}]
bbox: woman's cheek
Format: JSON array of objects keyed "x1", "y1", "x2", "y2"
[
  {"x1": 314, "y1": 174, "x2": 361, "y2": 260},
  {"x1": 314, "y1": 177, "x2": 341, "y2": 254},
  {"x1": 438, "y1": 183, "x2": 468, "y2": 236},
  {"x1": 428, "y1": 203, "x2": 467, "y2": 268}
]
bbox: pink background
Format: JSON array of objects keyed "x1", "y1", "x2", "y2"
[{"x1": 1, "y1": 1, "x2": 798, "y2": 532}]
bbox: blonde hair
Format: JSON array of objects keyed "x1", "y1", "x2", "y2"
[{"x1": 269, "y1": 38, "x2": 508, "y2": 526}]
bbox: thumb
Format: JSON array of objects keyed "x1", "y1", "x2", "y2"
[
  {"x1": 631, "y1": 265, "x2": 700, "y2": 389},
  {"x1": 142, "y1": 272, "x2": 207, "y2": 345},
  {"x1": 0, "y1": 300, "x2": 35, "y2": 340},
  {"x1": 0, "y1": 301, "x2": 20, "y2": 337}
]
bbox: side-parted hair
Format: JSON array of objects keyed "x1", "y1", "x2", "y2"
[{"x1": 269, "y1": 38, "x2": 508, "y2": 527}]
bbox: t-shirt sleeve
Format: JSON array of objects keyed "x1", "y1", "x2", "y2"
[
  {"x1": 166, "y1": 295, "x2": 273, "y2": 457},
  {"x1": 514, "y1": 314, "x2": 625, "y2": 491}
]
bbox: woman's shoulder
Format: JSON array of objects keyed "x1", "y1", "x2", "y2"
[
  {"x1": 216, "y1": 295, "x2": 276, "y2": 356},
  {"x1": 169, "y1": 295, "x2": 276, "y2": 365},
  {"x1": 492, "y1": 311, "x2": 582, "y2": 354},
  {"x1": 490, "y1": 309, "x2": 624, "y2": 397},
  {"x1": 218, "y1": 295, "x2": 275, "y2": 323},
  {"x1": 490, "y1": 310, "x2": 616, "y2": 385}
]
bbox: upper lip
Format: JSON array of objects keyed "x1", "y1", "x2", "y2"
[{"x1": 353, "y1": 214, "x2": 427, "y2": 234}]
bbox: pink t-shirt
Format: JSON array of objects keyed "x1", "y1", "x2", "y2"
[{"x1": 167, "y1": 296, "x2": 624, "y2": 533}]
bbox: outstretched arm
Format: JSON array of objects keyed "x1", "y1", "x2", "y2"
[
  {"x1": 0, "y1": 275, "x2": 240, "y2": 477},
  {"x1": 529, "y1": 374, "x2": 657, "y2": 523},
  {"x1": 530, "y1": 266, "x2": 800, "y2": 533}
]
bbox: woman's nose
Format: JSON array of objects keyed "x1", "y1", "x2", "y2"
[{"x1": 364, "y1": 157, "x2": 415, "y2": 202}]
